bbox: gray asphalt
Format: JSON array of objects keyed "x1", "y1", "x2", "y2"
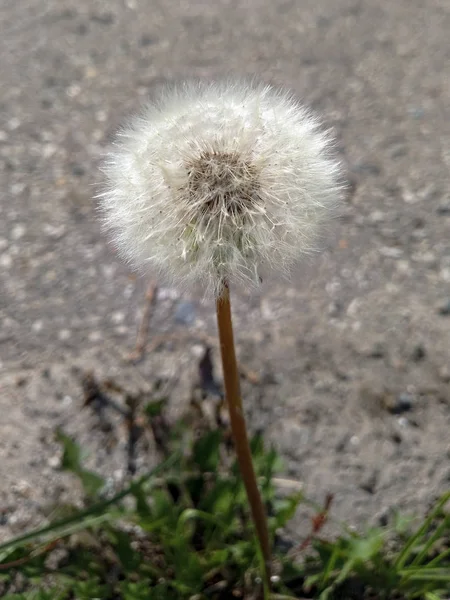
[{"x1": 0, "y1": 0, "x2": 449, "y2": 537}]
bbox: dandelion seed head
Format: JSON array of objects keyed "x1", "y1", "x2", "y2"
[{"x1": 99, "y1": 80, "x2": 343, "y2": 296}]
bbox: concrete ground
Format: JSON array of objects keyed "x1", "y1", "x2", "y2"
[{"x1": 0, "y1": 0, "x2": 449, "y2": 542}]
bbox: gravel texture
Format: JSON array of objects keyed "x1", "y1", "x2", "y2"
[{"x1": 1, "y1": 0, "x2": 449, "y2": 542}]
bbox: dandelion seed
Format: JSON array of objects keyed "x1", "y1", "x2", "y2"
[{"x1": 99, "y1": 80, "x2": 342, "y2": 297}]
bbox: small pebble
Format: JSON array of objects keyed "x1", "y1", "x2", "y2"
[
  {"x1": 360, "y1": 470, "x2": 378, "y2": 494},
  {"x1": 438, "y1": 299, "x2": 450, "y2": 316},
  {"x1": 352, "y1": 162, "x2": 381, "y2": 175},
  {"x1": 384, "y1": 392, "x2": 414, "y2": 415},
  {"x1": 174, "y1": 301, "x2": 196, "y2": 325},
  {"x1": 48, "y1": 455, "x2": 60, "y2": 468},
  {"x1": 111, "y1": 311, "x2": 125, "y2": 324},
  {"x1": 11, "y1": 223, "x2": 26, "y2": 240},
  {"x1": 327, "y1": 301, "x2": 342, "y2": 317},
  {"x1": 71, "y1": 164, "x2": 85, "y2": 177},
  {"x1": 11, "y1": 480, "x2": 32, "y2": 498},
  {"x1": 376, "y1": 508, "x2": 391, "y2": 527},
  {"x1": 438, "y1": 366, "x2": 450, "y2": 382},
  {"x1": 88, "y1": 331, "x2": 102, "y2": 342},
  {"x1": 411, "y1": 344, "x2": 426, "y2": 362},
  {"x1": 157, "y1": 287, "x2": 179, "y2": 301},
  {"x1": 368, "y1": 210, "x2": 385, "y2": 223},
  {"x1": 32, "y1": 320, "x2": 44, "y2": 332},
  {"x1": 62, "y1": 395, "x2": 72, "y2": 407},
  {"x1": 436, "y1": 202, "x2": 450, "y2": 215},
  {"x1": 408, "y1": 106, "x2": 424, "y2": 119},
  {"x1": 379, "y1": 246, "x2": 403, "y2": 258},
  {"x1": 368, "y1": 341, "x2": 385, "y2": 358}
]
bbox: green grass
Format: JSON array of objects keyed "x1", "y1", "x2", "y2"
[{"x1": 0, "y1": 400, "x2": 448, "y2": 600}]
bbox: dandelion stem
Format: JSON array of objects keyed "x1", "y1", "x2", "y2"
[{"x1": 216, "y1": 281, "x2": 272, "y2": 592}]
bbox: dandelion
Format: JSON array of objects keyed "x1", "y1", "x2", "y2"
[
  {"x1": 100, "y1": 80, "x2": 341, "y2": 297},
  {"x1": 99, "y1": 79, "x2": 342, "y2": 595}
]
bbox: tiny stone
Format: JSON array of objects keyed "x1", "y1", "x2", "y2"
[
  {"x1": 95, "y1": 110, "x2": 108, "y2": 122},
  {"x1": 314, "y1": 376, "x2": 334, "y2": 392},
  {"x1": 191, "y1": 344, "x2": 205, "y2": 358},
  {"x1": 438, "y1": 366, "x2": 450, "y2": 383},
  {"x1": 327, "y1": 301, "x2": 341, "y2": 317},
  {"x1": 158, "y1": 287, "x2": 179, "y2": 301},
  {"x1": 0, "y1": 253, "x2": 12, "y2": 268},
  {"x1": 42, "y1": 143, "x2": 57, "y2": 158},
  {"x1": 411, "y1": 251, "x2": 436, "y2": 266},
  {"x1": 437, "y1": 202, "x2": 450, "y2": 215},
  {"x1": 11, "y1": 223, "x2": 26, "y2": 240},
  {"x1": 391, "y1": 431, "x2": 402, "y2": 444},
  {"x1": 140, "y1": 33, "x2": 155, "y2": 46},
  {"x1": 88, "y1": 331, "x2": 102, "y2": 342},
  {"x1": 402, "y1": 189, "x2": 419, "y2": 204},
  {"x1": 91, "y1": 12, "x2": 115, "y2": 25},
  {"x1": 66, "y1": 83, "x2": 81, "y2": 98},
  {"x1": 440, "y1": 268, "x2": 450, "y2": 282},
  {"x1": 58, "y1": 329, "x2": 71, "y2": 341},
  {"x1": 408, "y1": 106, "x2": 424, "y2": 119},
  {"x1": 352, "y1": 162, "x2": 381, "y2": 175},
  {"x1": 8, "y1": 117, "x2": 21, "y2": 130},
  {"x1": 389, "y1": 144, "x2": 407, "y2": 158},
  {"x1": 383, "y1": 392, "x2": 413, "y2": 414},
  {"x1": 379, "y1": 246, "x2": 403, "y2": 258},
  {"x1": 48, "y1": 455, "x2": 60, "y2": 468},
  {"x1": 102, "y1": 264, "x2": 116, "y2": 279},
  {"x1": 123, "y1": 283, "x2": 134, "y2": 299},
  {"x1": 43, "y1": 223, "x2": 66, "y2": 239},
  {"x1": 335, "y1": 434, "x2": 349, "y2": 452},
  {"x1": 62, "y1": 395, "x2": 72, "y2": 407},
  {"x1": 11, "y1": 480, "x2": 32, "y2": 498},
  {"x1": 10, "y1": 183, "x2": 26, "y2": 195},
  {"x1": 32, "y1": 320, "x2": 44, "y2": 332},
  {"x1": 113, "y1": 469, "x2": 124, "y2": 481},
  {"x1": 369, "y1": 341, "x2": 385, "y2": 358},
  {"x1": 376, "y1": 508, "x2": 391, "y2": 527},
  {"x1": 71, "y1": 164, "x2": 85, "y2": 177},
  {"x1": 111, "y1": 311, "x2": 125, "y2": 324},
  {"x1": 438, "y1": 299, "x2": 450, "y2": 316},
  {"x1": 85, "y1": 66, "x2": 97, "y2": 78},
  {"x1": 396, "y1": 260, "x2": 411, "y2": 274},
  {"x1": 397, "y1": 393, "x2": 414, "y2": 412},
  {"x1": 411, "y1": 344, "x2": 426, "y2": 362},
  {"x1": 368, "y1": 210, "x2": 385, "y2": 223},
  {"x1": 397, "y1": 416, "x2": 409, "y2": 428},
  {"x1": 360, "y1": 470, "x2": 378, "y2": 494},
  {"x1": 174, "y1": 300, "x2": 196, "y2": 325},
  {"x1": 347, "y1": 298, "x2": 361, "y2": 317}
]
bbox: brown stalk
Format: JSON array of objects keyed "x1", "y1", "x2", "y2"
[{"x1": 215, "y1": 281, "x2": 272, "y2": 590}]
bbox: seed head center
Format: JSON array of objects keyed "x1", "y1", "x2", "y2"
[{"x1": 185, "y1": 150, "x2": 260, "y2": 216}]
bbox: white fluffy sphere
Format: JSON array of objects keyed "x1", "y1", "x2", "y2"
[{"x1": 99, "y1": 80, "x2": 342, "y2": 296}]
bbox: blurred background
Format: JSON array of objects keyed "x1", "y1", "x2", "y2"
[{"x1": 0, "y1": 0, "x2": 449, "y2": 541}]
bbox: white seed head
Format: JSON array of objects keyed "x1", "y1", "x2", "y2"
[{"x1": 99, "y1": 80, "x2": 342, "y2": 296}]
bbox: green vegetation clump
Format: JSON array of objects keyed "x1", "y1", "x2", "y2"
[{"x1": 0, "y1": 398, "x2": 448, "y2": 600}]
